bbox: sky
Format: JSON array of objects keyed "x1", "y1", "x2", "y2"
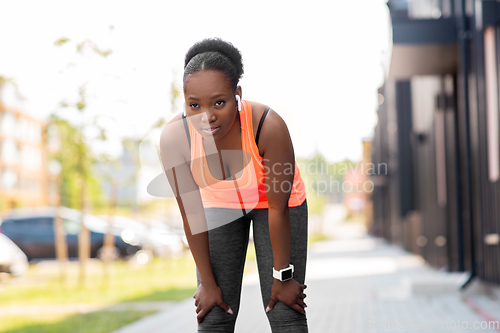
[{"x1": 0, "y1": 0, "x2": 391, "y2": 163}]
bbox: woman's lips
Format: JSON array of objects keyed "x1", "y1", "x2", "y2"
[{"x1": 202, "y1": 126, "x2": 220, "y2": 135}]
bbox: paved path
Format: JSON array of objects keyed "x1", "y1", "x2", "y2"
[{"x1": 112, "y1": 223, "x2": 500, "y2": 333}]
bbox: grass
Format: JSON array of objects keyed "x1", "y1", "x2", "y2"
[
  {"x1": 0, "y1": 310, "x2": 157, "y2": 333},
  {"x1": 0, "y1": 255, "x2": 192, "y2": 333},
  {"x1": 0, "y1": 247, "x2": 260, "y2": 332},
  {"x1": 0, "y1": 254, "x2": 197, "y2": 306}
]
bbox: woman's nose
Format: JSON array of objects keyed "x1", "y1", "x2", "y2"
[{"x1": 202, "y1": 110, "x2": 216, "y2": 123}]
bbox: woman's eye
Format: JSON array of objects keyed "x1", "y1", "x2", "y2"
[
  {"x1": 215, "y1": 101, "x2": 225, "y2": 106},
  {"x1": 189, "y1": 103, "x2": 199, "y2": 109}
]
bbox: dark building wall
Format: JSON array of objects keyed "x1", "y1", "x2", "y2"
[
  {"x1": 443, "y1": 75, "x2": 464, "y2": 272},
  {"x1": 386, "y1": 80, "x2": 403, "y2": 245},
  {"x1": 467, "y1": 21, "x2": 500, "y2": 284},
  {"x1": 411, "y1": 76, "x2": 450, "y2": 268},
  {"x1": 371, "y1": 87, "x2": 389, "y2": 239},
  {"x1": 372, "y1": 0, "x2": 500, "y2": 285},
  {"x1": 396, "y1": 81, "x2": 414, "y2": 220}
]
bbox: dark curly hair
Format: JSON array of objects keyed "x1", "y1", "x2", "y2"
[{"x1": 183, "y1": 38, "x2": 244, "y2": 92}]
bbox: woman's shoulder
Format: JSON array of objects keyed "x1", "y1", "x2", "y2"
[
  {"x1": 162, "y1": 113, "x2": 186, "y2": 141},
  {"x1": 247, "y1": 101, "x2": 290, "y2": 156},
  {"x1": 160, "y1": 112, "x2": 190, "y2": 157},
  {"x1": 249, "y1": 100, "x2": 266, "y2": 121},
  {"x1": 168, "y1": 112, "x2": 184, "y2": 124},
  {"x1": 248, "y1": 100, "x2": 287, "y2": 129},
  {"x1": 248, "y1": 101, "x2": 272, "y2": 139}
]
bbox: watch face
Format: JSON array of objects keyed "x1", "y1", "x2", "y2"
[{"x1": 282, "y1": 268, "x2": 293, "y2": 280}]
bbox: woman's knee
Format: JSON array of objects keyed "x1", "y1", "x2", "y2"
[
  {"x1": 197, "y1": 306, "x2": 238, "y2": 332},
  {"x1": 266, "y1": 302, "x2": 308, "y2": 333}
]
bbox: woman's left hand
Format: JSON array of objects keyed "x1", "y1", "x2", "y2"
[{"x1": 266, "y1": 278, "x2": 307, "y2": 314}]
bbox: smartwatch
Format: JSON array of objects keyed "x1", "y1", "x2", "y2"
[{"x1": 273, "y1": 264, "x2": 294, "y2": 281}]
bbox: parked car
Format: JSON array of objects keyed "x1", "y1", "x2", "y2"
[
  {"x1": 0, "y1": 233, "x2": 29, "y2": 277},
  {"x1": 0, "y1": 207, "x2": 140, "y2": 261},
  {"x1": 96, "y1": 215, "x2": 186, "y2": 258}
]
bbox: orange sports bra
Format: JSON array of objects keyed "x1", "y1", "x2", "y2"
[{"x1": 185, "y1": 100, "x2": 306, "y2": 210}]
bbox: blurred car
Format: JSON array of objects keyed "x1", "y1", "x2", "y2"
[
  {"x1": 96, "y1": 215, "x2": 186, "y2": 258},
  {"x1": 0, "y1": 233, "x2": 29, "y2": 277},
  {"x1": 145, "y1": 220, "x2": 187, "y2": 258},
  {"x1": 0, "y1": 207, "x2": 140, "y2": 261}
]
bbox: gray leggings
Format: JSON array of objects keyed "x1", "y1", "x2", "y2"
[{"x1": 196, "y1": 200, "x2": 308, "y2": 333}]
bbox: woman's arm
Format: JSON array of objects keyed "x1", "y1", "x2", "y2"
[
  {"x1": 163, "y1": 161, "x2": 216, "y2": 286},
  {"x1": 159, "y1": 117, "x2": 232, "y2": 322},
  {"x1": 258, "y1": 109, "x2": 307, "y2": 314}
]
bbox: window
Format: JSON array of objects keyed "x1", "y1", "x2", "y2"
[
  {"x1": 0, "y1": 112, "x2": 16, "y2": 137},
  {"x1": 14, "y1": 217, "x2": 53, "y2": 234},
  {"x1": 408, "y1": 0, "x2": 450, "y2": 19},
  {"x1": 1, "y1": 139, "x2": 19, "y2": 165},
  {"x1": 28, "y1": 122, "x2": 42, "y2": 143},
  {"x1": 1, "y1": 169, "x2": 18, "y2": 189},
  {"x1": 21, "y1": 146, "x2": 42, "y2": 170}
]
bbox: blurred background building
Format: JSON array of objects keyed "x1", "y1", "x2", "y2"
[
  {"x1": 371, "y1": 0, "x2": 500, "y2": 286},
  {"x1": 0, "y1": 102, "x2": 49, "y2": 210}
]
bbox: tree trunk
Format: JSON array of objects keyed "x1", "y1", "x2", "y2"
[
  {"x1": 54, "y1": 195, "x2": 68, "y2": 284},
  {"x1": 78, "y1": 177, "x2": 90, "y2": 287},
  {"x1": 103, "y1": 181, "x2": 117, "y2": 280}
]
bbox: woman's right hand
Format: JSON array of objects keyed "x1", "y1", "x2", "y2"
[{"x1": 193, "y1": 282, "x2": 233, "y2": 324}]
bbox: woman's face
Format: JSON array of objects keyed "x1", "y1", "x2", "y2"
[{"x1": 184, "y1": 69, "x2": 241, "y2": 141}]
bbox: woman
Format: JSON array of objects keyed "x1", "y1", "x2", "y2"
[{"x1": 160, "y1": 38, "x2": 308, "y2": 332}]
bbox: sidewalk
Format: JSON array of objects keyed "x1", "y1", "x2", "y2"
[{"x1": 112, "y1": 222, "x2": 500, "y2": 333}]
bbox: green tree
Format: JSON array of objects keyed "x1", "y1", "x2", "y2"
[
  {"x1": 297, "y1": 153, "x2": 359, "y2": 216},
  {"x1": 47, "y1": 115, "x2": 104, "y2": 209},
  {"x1": 53, "y1": 34, "x2": 112, "y2": 286}
]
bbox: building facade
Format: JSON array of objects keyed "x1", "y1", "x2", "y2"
[
  {"x1": 372, "y1": 0, "x2": 500, "y2": 285},
  {"x1": 0, "y1": 102, "x2": 50, "y2": 210}
]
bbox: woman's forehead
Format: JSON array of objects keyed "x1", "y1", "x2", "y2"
[{"x1": 184, "y1": 70, "x2": 232, "y2": 96}]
